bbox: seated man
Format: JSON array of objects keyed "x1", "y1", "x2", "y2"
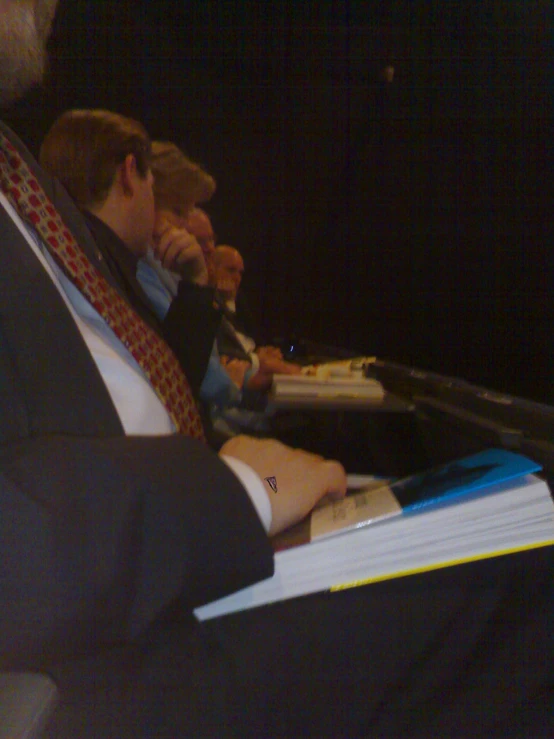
[
  {"x1": 138, "y1": 141, "x2": 216, "y2": 300},
  {"x1": 139, "y1": 160, "x2": 297, "y2": 406},
  {"x1": 39, "y1": 111, "x2": 226, "y2": 410},
  {"x1": 213, "y1": 244, "x2": 252, "y2": 340},
  {"x1": 177, "y1": 208, "x2": 302, "y2": 386},
  {"x1": 207, "y1": 244, "x2": 307, "y2": 434},
  {"x1": 136, "y1": 142, "x2": 247, "y2": 412},
  {"x1": 1, "y1": 0, "x2": 348, "y2": 712},
  {"x1": 3, "y1": 4, "x2": 552, "y2": 738},
  {"x1": 140, "y1": 146, "x2": 276, "y2": 409},
  {"x1": 212, "y1": 244, "x2": 302, "y2": 377},
  {"x1": 40, "y1": 115, "x2": 279, "y2": 437}
]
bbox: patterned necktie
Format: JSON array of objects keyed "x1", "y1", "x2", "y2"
[{"x1": 0, "y1": 131, "x2": 205, "y2": 440}]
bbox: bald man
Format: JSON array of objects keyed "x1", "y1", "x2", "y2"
[
  {"x1": 212, "y1": 245, "x2": 302, "y2": 377},
  {"x1": 213, "y1": 244, "x2": 245, "y2": 309},
  {"x1": 184, "y1": 206, "x2": 216, "y2": 280}
]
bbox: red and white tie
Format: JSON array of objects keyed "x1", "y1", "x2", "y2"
[{"x1": 0, "y1": 131, "x2": 205, "y2": 440}]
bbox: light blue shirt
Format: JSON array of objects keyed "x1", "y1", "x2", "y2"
[{"x1": 137, "y1": 253, "x2": 242, "y2": 408}]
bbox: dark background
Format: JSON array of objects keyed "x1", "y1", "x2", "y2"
[{"x1": 4, "y1": 0, "x2": 552, "y2": 402}]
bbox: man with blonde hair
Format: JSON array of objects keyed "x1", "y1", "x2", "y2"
[
  {"x1": 134, "y1": 145, "x2": 249, "y2": 413},
  {"x1": 136, "y1": 149, "x2": 217, "y2": 306},
  {"x1": 150, "y1": 140, "x2": 216, "y2": 214}
]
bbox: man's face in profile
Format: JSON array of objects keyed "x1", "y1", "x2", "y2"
[
  {"x1": 214, "y1": 248, "x2": 244, "y2": 299},
  {"x1": 185, "y1": 208, "x2": 217, "y2": 281},
  {"x1": 0, "y1": 0, "x2": 59, "y2": 107}
]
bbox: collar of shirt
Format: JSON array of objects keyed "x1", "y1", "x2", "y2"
[{"x1": 83, "y1": 210, "x2": 160, "y2": 330}]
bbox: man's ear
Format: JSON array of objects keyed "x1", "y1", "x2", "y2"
[{"x1": 118, "y1": 154, "x2": 137, "y2": 197}]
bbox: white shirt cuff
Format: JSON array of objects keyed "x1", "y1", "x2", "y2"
[
  {"x1": 220, "y1": 455, "x2": 272, "y2": 533},
  {"x1": 248, "y1": 352, "x2": 260, "y2": 373}
]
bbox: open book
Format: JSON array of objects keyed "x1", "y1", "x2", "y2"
[{"x1": 194, "y1": 449, "x2": 554, "y2": 621}]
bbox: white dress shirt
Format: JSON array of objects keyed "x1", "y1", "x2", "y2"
[{"x1": 0, "y1": 192, "x2": 272, "y2": 532}]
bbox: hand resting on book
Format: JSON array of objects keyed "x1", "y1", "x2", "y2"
[{"x1": 220, "y1": 435, "x2": 347, "y2": 536}]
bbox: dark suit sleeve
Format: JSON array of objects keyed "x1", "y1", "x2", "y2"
[
  {"x1": 0, "y1": 434, "x2": 273, "y2": 670},
  {"x1": 235, "y1": 290, "x2": 263, "y2": 346},
  {"x1": 162, "y1": 282, "x2": 222, "y2": 397},
  {"x1": 216, "y1": 314, "x2": 252, "y2": 361}
]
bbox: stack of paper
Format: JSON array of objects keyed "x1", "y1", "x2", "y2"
[
  {"x1": 300, "y1": 356, "x2": 376, "y2": 379},
  {"x1": 272, "y1": 373, "x2": 385, "y2": 399}
]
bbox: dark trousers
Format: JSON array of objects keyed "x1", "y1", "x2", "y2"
[{"x1": 45, "y1": 546, "x2": 554, "y2": 738}]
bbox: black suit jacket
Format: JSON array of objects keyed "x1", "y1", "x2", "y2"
[
  {"x1": 213, "y1": 293, "x2": 260, "y2": 362},
  {"x1": 0, "y1": 123, "x2": 273, "y2": 670},
  {"x1": 82, "y1": 211, "x2": 222, "y2": 399}
]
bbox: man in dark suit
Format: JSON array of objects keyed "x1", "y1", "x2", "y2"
[
  {"x1": 38, "y1": 108, "x2": 224, "y2": 402},
  {"x1": 1, "y1": 3, "x2": 553, "y2": 737},
  {"x1": 0, "y1": 0, "x2": 342, "y2": 714}
]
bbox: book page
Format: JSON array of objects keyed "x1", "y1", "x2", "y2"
[{"x1": 310, "y1": 484, "x2": 401, "y2": 540}]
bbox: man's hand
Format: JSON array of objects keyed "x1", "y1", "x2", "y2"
[
  {"x1": 257, "y1": 355, "x2": 302, "y2": 376},
  {"x1": 256, "y1": 345, "x2": 284, "y2": 362},
  {"x1": 152, "y1": 215, "x2": 208, "y2": 285},
  {"x1": 256, "y1": 346, "x2": 302, "y2": 375},
  {"x1": 220, "y1": 355, "x2": 279, "y2": 393},
  {"x1": 220, "y1": 436, "x2": 347, "y2": 535},
  {"x1": 220, "y1": 356, "x2": 251, "y2": 388},
  {"x1": 244, "y1": 368, "x2": 273, "y2": 392}
]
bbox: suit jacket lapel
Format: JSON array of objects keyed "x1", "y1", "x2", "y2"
[
  {"x1": 0, "y1": 121, "x2": 125, "y2": 291},
  {"x1": 0, "y1": 123, "x2": 124, "y2": 440}
]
